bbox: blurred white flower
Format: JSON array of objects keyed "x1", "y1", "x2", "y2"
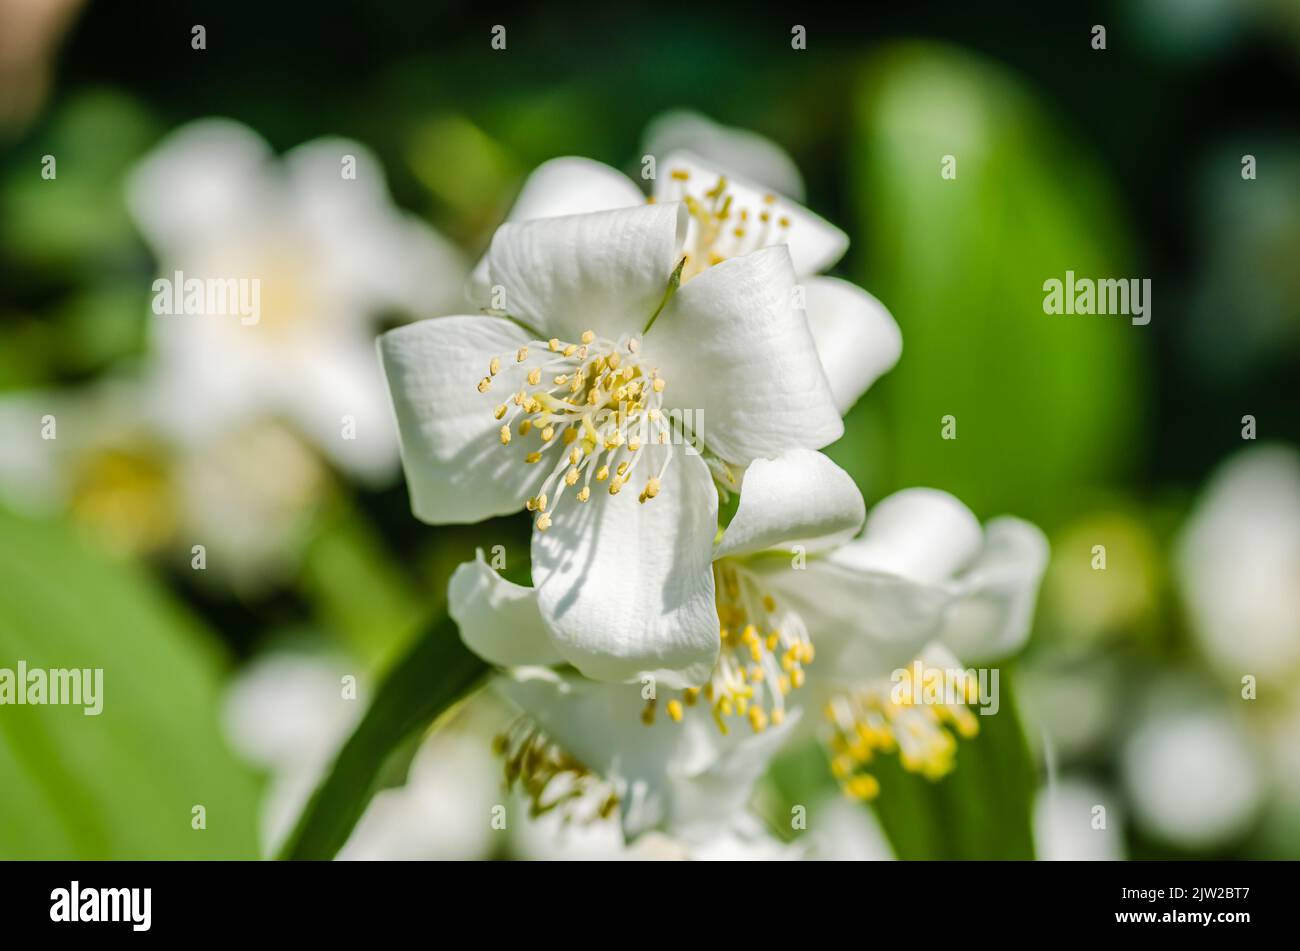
[
  {"x1": 1120, "y1": 696, "x2": 1264, "y2": 850},
  {"x1": 1033, "y1": 778, "x2": 1125, "y2": 861},
  {"x1": 382, "y1": 202, "x2": 847, "y2": 689},
  {"x1": 0, "y1": 380, "x2": 325, "y2": 586},
  {"x1": 127, "y1": 119, "x2": 466, "y2": 483},
  {"x1": 223, "y1": 651, "x2": 497, "y2": 860},
  {"x1": 807, "y1": 793, "x2": 895, "y2": 860},
  {"x1": 1176, "y1": 444, "x2": 1300, "y2": 685}
]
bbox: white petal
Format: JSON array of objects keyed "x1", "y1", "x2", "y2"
[
  {"x1": 126, "y1": 119, "x2": 274, "y2": 258},
  {"x1": 377, "y1": 315, "x2": 541, "y2": 523},
  {"x1": 276, "y1": 335, "x2": 400, "y2": 483},
  {"x1": 830, "y1": 487, "x2": 983, "y2": 584},
  {"x1": 752, "y1": 554, "x2": 950, "y2": 684},
  {"x1": 468, "y1": 156, "x2": 644, "y2": 301},
  {"x1": 648, "y1": 245, "x2": 842, "y2": 465},
  {"x1": 642, "y1": 110, "x2": 805, "y2": 201},
  {"x1": 653, "y1": 150, "x2": 846, "y2": 276},
  {"x1": 804, "y1": 276, "x2": 901, "y2": 415},
  {"x1": 285, "y1": 137, "x2": 468, "y2": 318},
  {"x1": 937, "y1": 516, "x2": 1049, "y2": 662},
  {"x1": 484, "y1": 202, "x2": 686, "y2": 342},
  {"x1": 531, "y1": 449, "x2": 719, "y2": 689},
  {"x1": 715, "y1": 449, "x2": 864, "y2": 559},
  {"x1": 448, "y1": 554, "x2": 564, "y2": 667},
  {"x1": 496, "y1": 668, "x2": 797, "y2": 839}
]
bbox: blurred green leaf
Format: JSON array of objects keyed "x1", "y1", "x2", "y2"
[
  {"x1": 278, "y1": 610, "x2": 488, "y2": 860},
  {"x1": 0, "y1": 90, "x2": 158, "y2": 269},
  {"x1": 870, "y1": 671, "x2": 1037, "y2": 859},
  {"x1": 843, "y1": 43, "x2": 1144, "y2": 526},
  {"x1": 0, "y1": 508, "x2": 261, "y2": 858},
  {"x1": 298, "y1": 499, "x2": 427, "y2": 671}
]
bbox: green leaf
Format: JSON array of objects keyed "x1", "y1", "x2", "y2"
[
  {"x1": 843, "y1": 43, "x2": 1144, "y2": 527},
  {"x1": 277, "y1": 611, "x2": 490, "y2": 860},
  {"x1": 298, "y1": 498, "x2": 428, "y2": 671},
  {"x1": 869, "y1": 671, "x2": 1038, "y2": 860},
  {"x1": 0, "y1": 508, "x2": 261, "y2": 858}
]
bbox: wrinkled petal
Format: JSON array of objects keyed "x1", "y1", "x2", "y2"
[
  {"x1": 653, "y1": 150, "x2": 846, "y2": 276},
  {"x1": 804, "y1": 276, "x2": 901, "y2": 414},
  {"x1": 496, "y1": 668, "x2": 797, "y2": 839},
  {"x1": 531, "y1": 449, "x2": 718, "y2": 689},
  {"x1": 377, "y1": 315, "x2": 542, "y2": 523},
  {"x1": 448, "y1": 553, "x2": 565, "y2": 667},
  {"x1": 938, "y1": 516, "x2": 1049, "y2": 662},
  {"x1": 715, "y1": 449, "x2": 864, "y2": 559},
  {"x1": 468, "y1": 156, "x2": 645, "y2": 301},
  {"x1": 642, "y1": 110, "x2": 805, "y2": 201},
  {"x1": 830, "y1": 487, "x2": 983, "y2": 584},
  {"x1": 648, "y1": 245, "x2": 842, "y2": 465},
  {"x1": 484, "y1": 202, "x2": 686, "y2": 343}
]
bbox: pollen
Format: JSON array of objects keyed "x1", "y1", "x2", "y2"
[
  {"x1": 476, "y1": 329, "x2": 675, "y2": 531},
  {"x1": 823, "y1": 648, "x2": 980, "y2": 802}
]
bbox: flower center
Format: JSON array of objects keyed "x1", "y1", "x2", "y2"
[
  {"x1": 823, "y1": 652, "x2": 981, "y2": 801},
  {"x1": 477, "y1": 330, "x2": 673, "y2": 532},
  {"x1": 661, "y1": 167, "x2": 792, "y2": 280},
  {"x1": 643, "y1": 559, "x2": 814, "y2": 735},
  {"x1": 494, "y1": 717, "x2": 618, "y2": 823}
]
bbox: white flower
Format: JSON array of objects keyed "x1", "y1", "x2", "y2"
[
  {"x1": 453, "y1": 451, "x2": 1047, "y2": 830},
  {"x1": 1033, "y1": 778, "x2": 1125, "y2": 861},
  {"x1": 1175, "y1": 444, "x2": 1300, "y2": 684},
  {"x1": 383, "y1": 205, "x2": 850, "y2": 688},
  {"x1": 1119, "y1": 692, "x2": 1263, "y2": 850},
  {"x1": 0, "y1": 379, "x2": 325, "y2": 587},
  {"x1": 126, "y1": 118, "x2": 466, "y2": 482}
]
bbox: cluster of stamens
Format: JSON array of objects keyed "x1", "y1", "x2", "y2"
[
  {"x1": 823, "y1": 654, "x2": 981, "y2": 801},
  {"x1": 476, "y1": 330, "x2": 673, "y2": 531},
  {"x1": 659, "y1": 168, "x2": 792, "y2": 280},
  {"x1": 494, "y1": 718, "x2": 618, "y2": 824},
  {"x1": 642, "y1": 561, "x2": 814, "y2": 736}
]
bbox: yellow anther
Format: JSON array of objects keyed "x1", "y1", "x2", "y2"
[
  {"x1": 667, "y1": 700, "x2": 684, "y2": 723},
  {"x1": 494, "y1": 404, "x2": 508, "y2": 420},
  {"x1": 845, "y1": 774, "x2": 880, "y2": 801},
  {"x1": 576, "y1": 487, "x2": 590, "y2": 502},
  {"x1": 770, "y1": 707, "x2": 785, "y2": 726},
  {"x1": 516, "y1": 346, "x2": 529, "y2": 362},
  {"x1": 553, "y1": 374, "x2": 568, "y2": 386},
  {"x1": 525, "y1": 452, "x2": 542, "y2": 464},
  {"x1": 541, "y1": 425, "x2": 555, "y2": 442},
  {"x1": 519, "y1": 420, "x2": 533, "y2": 436},
  {"x1": 607, "y1": 352, "x2": 621, "y2": 370},
  {"x1": 477, "y1": 377, "x2": 492, "y2": 393},
  {"x1": 563, "y1": 345, "x2": 576, "y2": 357},
  {"x1": 536, "y1": 513, "x2": 552, "y2": 531},
  {"x1": 683, "y1": 688, "x2": 699, "y2": 706},
  {"x1": 748, "y1": 706, "x2": 768, "y2": 733},
  {"x1": 778, "y1": 216, "x2": 791, "y2": 228},
  {"x1": 652, "y1": 378, "x2": 665, "y2": 393},
  {"x1": 527, "y1": 368, "x2": 541, "y2": 386},
  {"x1": 548, "y1": 338, "x2": 560, "y2": 352},
  {"x1": 499, "y1": 425, "x2": 511, "y2": 445},
  {"x1": 641, "y1": 700, "x2": 656, "y2": 725},
  {"x1": 580, "y1": 330, "x2": 595, "y2": 344},
  {"x1": 489, "y1": 357, "x2": 500, "y2": 376},
  {"x1": 763, "y1": 193, "x2": 776, "y2": 205},
  {"x1": 535, "y1": 494, "x2": 548, "y2": 512},
  {"x1": 628, "y1": 438, "x2": 642, "y2": 452},
  {"x1": 565, "y1": 468, "x2": 579, "y2": 486},
  {"x1": 762, "y1": 594, "x2": 777, "y2": 612},
  {"x1": 670, "y1": 168, "x2": 690, "y2": 180},
  {"x1": 595, "y1": 465, "x2": 609, "y2": 482},
  {"x1": 608, "y1": 478, "x2": 623, "y2": 496},
  {"x1": 641, "y1": 477, "x2": 660, "y2": 501},
  {"x1": 569, "y1": 446, "x2": 582, "y2": 465}
]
